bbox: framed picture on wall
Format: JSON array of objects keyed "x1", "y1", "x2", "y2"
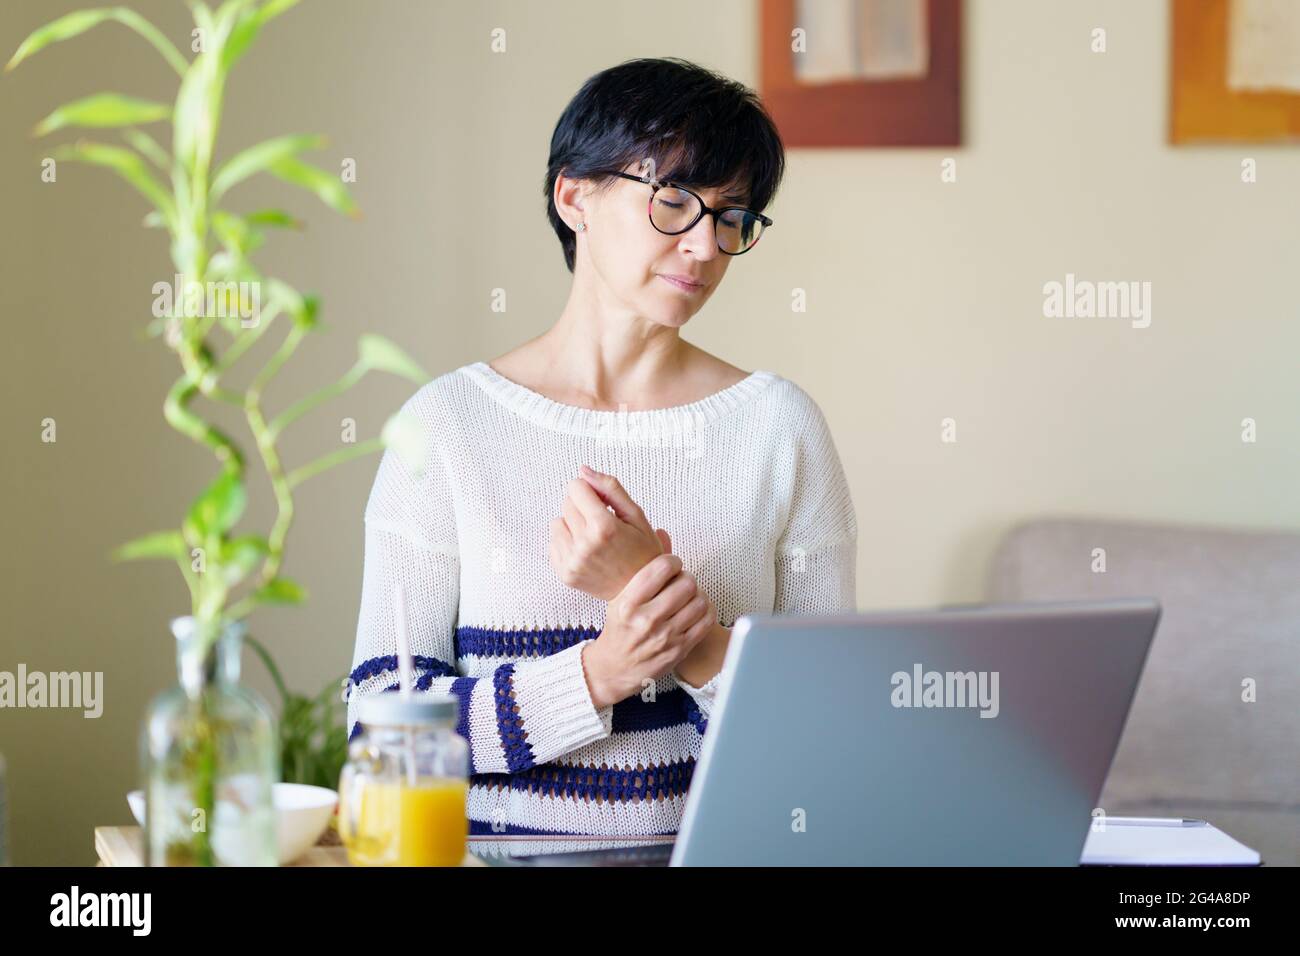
[
  {"x1": 759, "y1": 0, "x2": 962, "y2": 147},
  {"x1": 1171, "y1": 0, "x2": 1300, "y2": 143}
]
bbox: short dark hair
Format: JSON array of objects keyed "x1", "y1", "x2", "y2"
[{"x1": 544, "y1": 57, "x2": 786, "y2": 272}]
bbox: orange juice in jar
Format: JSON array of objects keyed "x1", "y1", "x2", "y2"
[{"x1": 339, "y1": 695, "x2": 469, "y2": 866}]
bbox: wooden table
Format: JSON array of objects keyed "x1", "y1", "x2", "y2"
[
  {"x1": 94, "y1": 825, "x2": 485, "y2": 867},
  {"x1": 95, "y1": 826, "x2": 677, "y2": 866}
]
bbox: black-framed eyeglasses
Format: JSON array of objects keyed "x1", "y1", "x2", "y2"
[{"x1": 602, "y1": 170, "x2": 772, "y2": 255}]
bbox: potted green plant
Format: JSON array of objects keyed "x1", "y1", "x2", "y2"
[{"x1": 7, "y1": 0, "x2": 427, "y2": 865}]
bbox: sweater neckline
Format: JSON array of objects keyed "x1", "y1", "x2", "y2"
[{"x1": 463, "y1": 360, "x2": 779, "y2": 436}]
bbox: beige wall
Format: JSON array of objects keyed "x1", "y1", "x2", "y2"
[{"x1": 2, "y1": 0, "x2": 1297, "y2": 864}]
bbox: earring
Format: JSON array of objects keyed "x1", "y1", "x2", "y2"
[{"x1": 575, "y1": 221, "x2": 586, "y2": 232}]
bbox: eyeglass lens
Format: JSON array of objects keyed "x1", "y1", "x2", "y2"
[{"x1": 650, "y1": 184, "x2": 764, "y2": 254}]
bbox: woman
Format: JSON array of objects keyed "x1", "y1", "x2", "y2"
[{"x1": 346, "y1": 57, "x2": 857, "y2": 837}]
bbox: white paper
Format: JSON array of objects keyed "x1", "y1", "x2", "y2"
[
  {"x1": 794, "y1": 0, "x2": 929, "y2": 84},
  {"x1": 1081, "y1": 817, "x2": 1262, "y2": 866},
  {"x1": 1227, "y1": 0, "x2": 1300, "y2": 92},
  {"x1": 795, "y1": 0, "x2": 859, "y2": 83},
  {"x1": 857, "y1": 0, "x2": 929, "y2": 79}
]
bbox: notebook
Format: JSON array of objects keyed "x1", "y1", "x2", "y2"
[{"x1": 1080, "y1": 817, "x2": 1262, "y2": 866}]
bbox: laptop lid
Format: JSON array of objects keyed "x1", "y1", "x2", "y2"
[{"x1": 671, "y1": 599, "x2": 1160, "y2": 866}]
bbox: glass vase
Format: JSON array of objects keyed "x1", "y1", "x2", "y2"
[{"x1": 140, "y1": 614, "x2": 278, "y2": 866}]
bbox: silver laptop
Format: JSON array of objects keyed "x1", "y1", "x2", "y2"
[{"x1": 669, "y1": 599, "x2": 1160, "y2": 866}]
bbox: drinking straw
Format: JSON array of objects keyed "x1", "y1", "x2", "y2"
[{"x1": 392, "y1": 585, "x2": 418, "y2": 787}]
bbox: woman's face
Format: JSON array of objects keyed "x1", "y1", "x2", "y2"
[{"x1": 577, "y1": 162, "x2": 750, "y2": 329}]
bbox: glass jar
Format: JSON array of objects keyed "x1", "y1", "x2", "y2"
[
  {"x1": 140, "y1": 615, "x2": 278, "y2": 866},
  {"x1": 338, "y1": 694, "x2": 469, "y2": 866}
]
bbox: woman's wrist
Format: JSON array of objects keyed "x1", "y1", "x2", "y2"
[
  {"x1": 675, "y1": 622, "x2": 730, "y2": 688},
  {"x1": 580, "y1": 640, "x2": 619, "y2": 710}
]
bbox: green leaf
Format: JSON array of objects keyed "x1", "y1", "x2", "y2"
[
  {"x1": 109, "y1": 8, "x2": 190, "y2": 75},
  {"x1": 51, "y1": 141, "x2": 175, "y2": 226},
  {"x1": 34, "y1": 93, "x2": 171, "y2": 137},
  {"x1": 214, "y1": 0, "x2": 259, "y2": 22},
  {"x1": 256, "y1": 0, "x2": 303, "y2": 24},
  {"x1": 187, "y1": 470, "x2": 247, "y2": 540},
  {"x1": 243, "y1": 208, "x2": 302, "y2": 229},
  {"x1": 190, "y1": 3, "x2": 218, "y2": 33},
  {"x1": 210, "y1": 133, "x2": 324, "y2": 202},
  {"x1": 358, "y1": 334, "x2": 426, "y2": 382},
  {"x1": 172, "y1": 38, "x2": 222, "y2": 171},
  {"x1": 252, "y1": 577, "x2": 307, "y2": 605},
  {"x1": 211, "y1": 209, "x2": 265, "y2": 256},
  {"x1": 222, "y1": 0, "x2": 300, "y2": 71},
  {"x1": 266, "y1": 155, "x2": 358, "y2": 218},
  {"x1": 111, "y1": 530, "x2": 186, "y2": 562},
  {"x1": 219, "y1": 534, "x2": 269, "y2": 586},
  {"x1": 296, "y1": 294, "x2": 320, "y2": 329},
  {"x1": 6, "y1": 10, "x2": 113, "y2": 70},
  {"x1": 263, "y1": 277, "x2": 304, "y2": 317},
  {"x1": 6, "y1": 8, "x2": 188, "y2": 76},
  {"x1": 244, "y1": 632, "x2": 290, "y2": 701},
  {"x1": 120, "y1": 127, "x2": 170, "y2": 170}
]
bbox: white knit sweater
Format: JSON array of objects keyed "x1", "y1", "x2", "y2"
[{"x1": 345, "y1": 360, "x2": 858, "y2": 836}]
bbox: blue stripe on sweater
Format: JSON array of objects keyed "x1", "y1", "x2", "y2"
[
  {"x1": 454, "y1": 625, "x2": 598, "y2": 659},
  {"x1": 348, "y1": 654, "x2": 457, "y2": 688},
  {"x1": 469, "y1": 819, "x2": 679, "y2": 837},
  {"x1": 610, "y1": 687, "x2": 700, "y2": 734},
  {"x1": 471, "y1": 756, "x2": 697, "y2": 805},
  {"x1": 345, "y1": 672, "x2": 477, "y2": 750},
  {"x1": 493, "y1": 663, "x2": 536, "y2": 772},
  {"x1": 681, "y1": 698, "x2": 708, "y2": 736},
  {"x1": 345, "y1": 651, "x2": 711, "y2": 749},
  {"x1": 347, "y1": 693, "x2": 705, "y2": 749},
  {"x1": 448, "y1": 676, "x2": 476, "y2": 766}
]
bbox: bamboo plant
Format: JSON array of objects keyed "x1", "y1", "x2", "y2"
[{"x1": 8, "y1": 1, "x2": 427, "y2": 862}]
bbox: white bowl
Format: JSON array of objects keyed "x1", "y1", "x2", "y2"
[{"x1": 127, "y1": 782, "x2": 338, "y2": 865}]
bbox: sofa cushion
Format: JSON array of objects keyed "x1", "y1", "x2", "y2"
[{"x1": 987, "y1": 517, "x2": 1299, "y2": 864}]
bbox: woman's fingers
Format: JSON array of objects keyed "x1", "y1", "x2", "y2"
[
  {"x1": 682, "y1": 609, "x2": 714, "y2": 648},
  {"x1": 560, "y1": 491, "x2": 586, "y2": 534},
  {"x1": 579, "y1": 466, "x2": 652, "y2": 534},
  {"x1": 648, "y1": 611, "x2": 713, "y2": 679},
  {"x1": 550, "y1": 515, "x2": 573, "y2": 552},
  {"x1": 643, "y1": 569, "x2": 699, "y2": 623},
  {"x1": 666, "y1": 592, "x2": 709, "y2": 635},
  {"x1": 620, "y1": 553, "x2": 682, "y2": 607},
  {"x1": 567, "y1": 477, "x2": 616, "y2": 530}
]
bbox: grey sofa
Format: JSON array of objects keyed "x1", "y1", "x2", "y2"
[{"x1": 987, "y1": 517, "x2": 1299, "y2": 866}]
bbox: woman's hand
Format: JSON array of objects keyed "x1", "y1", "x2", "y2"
[
  {"x1": 581, "y1": 553, "x2": 716, "y2": 709},
  {"x1": 549, "y1": 465, "x2": 670, "y2": 600}
]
